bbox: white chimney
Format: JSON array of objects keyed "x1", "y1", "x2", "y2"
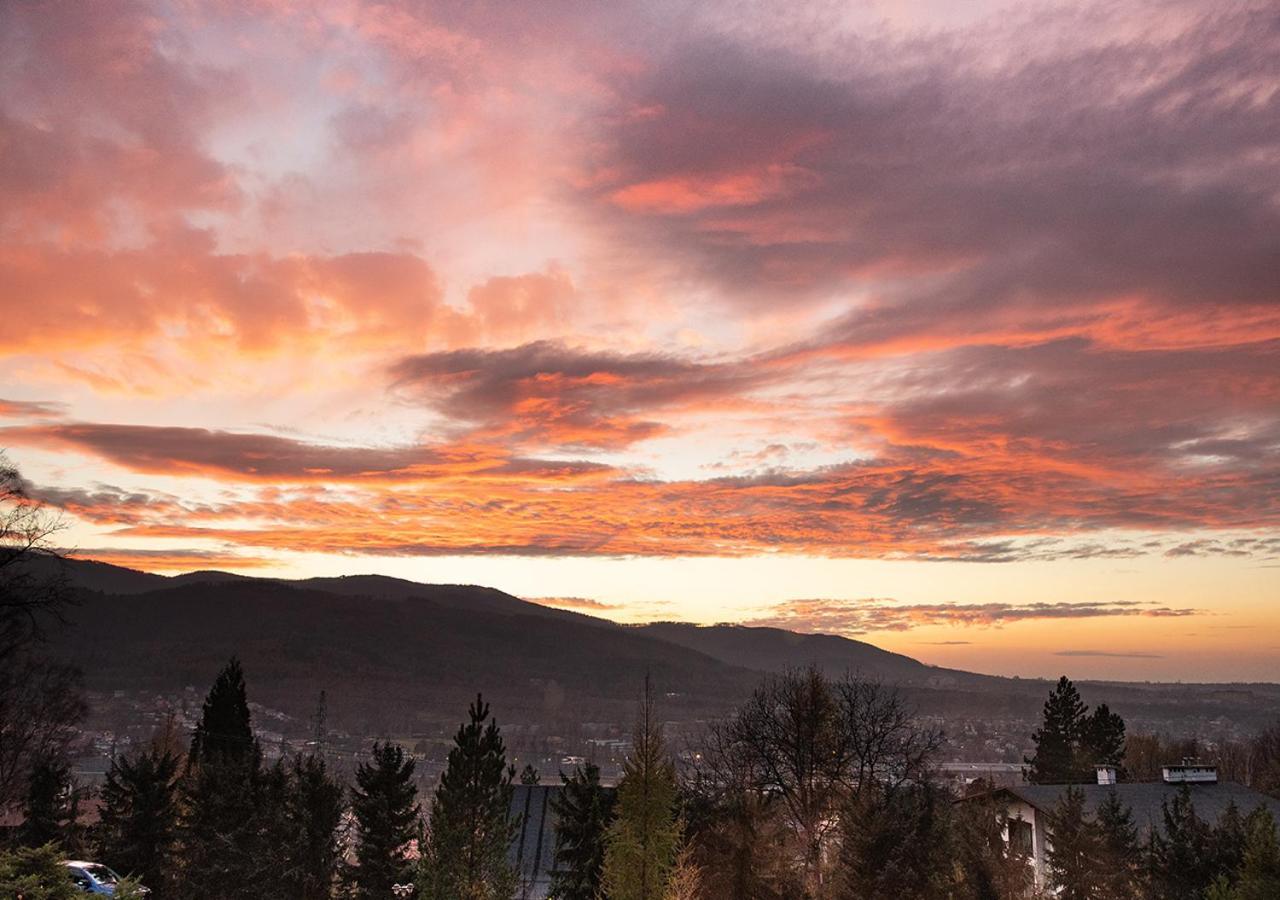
[
  {"x1": 1162, "y1": 764, "x2": 1218, "y2": 784},
  {"x1": 1095, "y1": 766, "x2": 1117, "y2": 785}
]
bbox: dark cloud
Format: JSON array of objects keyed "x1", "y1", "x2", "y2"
[
  {"x1": 390, "y1": 340, "x2": 761, "y2": 450},
  {"x1": 1, "y1": 422, "x2": 617, "y2": 483}
]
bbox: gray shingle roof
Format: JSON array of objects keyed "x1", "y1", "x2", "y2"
[{"x1": 1002, "y1": 782, "x2": 1280, "y2": 833}]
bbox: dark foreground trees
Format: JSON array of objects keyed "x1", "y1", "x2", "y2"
[
  {"x1": 549, "y1": 761, "x2": 614, "y2": 900},
  {"x1": 421, "y1": 694, "x2": 519, "y2": 900},
  {"x1": 96, "y1": 742, "x2": 182, "y2": 896},
  {"x1": 349, "y1": 742, "x2": 420, "y2": 899}
]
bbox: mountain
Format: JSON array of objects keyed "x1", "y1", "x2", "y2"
[
  {"x1": 45, "y1": 559, "x2": 748, "y2": 733},
  {"x1": 633, "y1": 622, "x2": 968, "y2": 686},
  {"x1": 32, "y1": 557, "x2": 1280, "y2": 737}
]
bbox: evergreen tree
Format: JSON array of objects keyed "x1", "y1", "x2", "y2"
[
  {"x1": 18, "y1": 755, "x2": 79, "y2": 851},
  {"x1": 0, "y1": 843, "x2": 81, "y2": 900},
  {"x1": 349, "y1": 742, "x2": 421, "y2": 899},
  {"x1": 1026, "y1": 676, "x2": 1087, "y2": 783},
  {"x1": 602, "y1": 678, "x2": 681, "y2": 900},
  {"x1": 284, "y1": 752, "x2": 346, "y2": 900},
  {"x1": 96, "y1": 743, "x2": 181, "y2": 898},
  {"x1": 188, "y1": 657, "x2": 253, "y2": 766},
  {"x1": 1212, "y1": 802, "x2": 1248, "y2": 887},
  {"x1": 549, "y1": 762, "x2": 615, "y2": 900},
  {"x1": 520, "y1": 763, "x2": 541, "y2": 785},
  {"x1": 179, "y1": 658, "x2": 263, "y2": 900},
  {"x1": 1095, "y1": 789, "x2": 1142, "y2": 899},
  {"x1": 1080, "y1": 703, "x2": 1126, "y2": 774},
  {"x1": 1148, "y1": 786, "x2": 1217, "y2": 900},
  {"x1": 835, "y1": 782, "x2": 953, "y2": 900},
  {"x1": 421, "y1": 694, "x2": 519, "y2": 900},
  {"x1": 1045, "y1": 786, "x2": 1103, "y2": 900},
  {"x1": 1208, "y1": 808, "x2": 1280, "y2": 900},
  {"x1": 951, "y1": 792, "x2": 1033, "y2": 900}
]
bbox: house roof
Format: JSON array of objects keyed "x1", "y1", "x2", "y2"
[
  {"x1": 996, "y1": 782, "x2": 1280, "y2": 832},
  {"x1": 509, "y1": 784, "x2": 560, "y2": 900}
]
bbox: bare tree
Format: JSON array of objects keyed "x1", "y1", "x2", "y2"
[
  {"x1": 0, "y1": 452, "x2": 83, "y2": 808},
  {"x1": 1, "y1": 452, "x2": 71, "y2": 664},
  {"x1": 725, "y1": 666, "x2": 847, "y2": 894}
]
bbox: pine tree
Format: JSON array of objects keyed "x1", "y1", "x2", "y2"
[
  {"x1": 18, "y1": 755, "x2": 79, "y2": 851},
  {"x1": 549, "y1": 762, "x2": 615, "y2": 900},
  {"x1": 1148, "y1": 786, "x2": 1217, "y2": 900},
  {"x1": 0, "y1": 843, "x2": 81, "y2": 900},
  {"x1": 1212, "y1": 801, "x2": 1248, "y2": 887},
  {"x1": 179, "y1": 658, "x2": 263, "y2": 900},
  {"x1": 602, "y1": 678, "x2": 681, "y2": 900},
  {"x1": 96, "y1": 743, "x2": 181, "y2": 898},
  {"x1": 1218, "y1": 808, "x2": 1280, "y2": 900},
  {"x1": 421, "y1": 694, "x2": 519, "y2": 900},
  {"x1": 1080, "y1": 704, "x2": 1126, "y2": 774},
  {"x1": 835, "y1": 782, "x2": 953, "y2": 900},
  {"x1": 284, "y1": 752, "x2": 346, "y2": 900},
  {"x1": 1045, "y1": 786, "x2": 1103, "y2": 900},
  {"x1": 188, "y1": 657, "x2": 254, "y2": 766},
  {"x1": 349, "y1": 742, "x2": 421, "y2": 899},
  {"x1": 1095, "y1": 789, "x2": 1142, "y2": 899},
  {"x1": 520, "y1": 763, "x2": 541, "y2": 785},
  {"x1": 1026, "y1": 676, "x2": 1087, "y2": 783}
]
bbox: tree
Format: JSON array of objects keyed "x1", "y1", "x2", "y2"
[
  {"x1": 0, "y1": 843, "x2": 81, "y2": 900},
  {"x1": 96, "y1": 742, "x2": 181, "y2": 898},
  {"x1": 1026, "y1": 676, "x2": 1087, "y2": 784},
  {"x1": 725, "y1": 666, "x2": 844, "y2": 892},
  {"x1": 662, "y1": 842, "x2": 702, "y2": 900},
  {"x1": 349, "y1": 742, "x2": 420, "y2": 899},
  {"x1": 18, "y1": 755, "x2": 80, "y2": 852},
  {"x1": 1080, "y1": 703, "x2": 1126, "y2": 774},
  {"x1": 421, "y1": 694, "x2": 519, "y2": 900},
  {"x1": 179, "y1": 658, "x2": 263, "y2": 900},
  {"x1": 1045, "y1": 786, "x2": 1103, "y2": 900},
  {"x1": 0, "y1": 452, "x2": 71, "y2": 665},
  {"x1": 1095, "y1": 789, "x2": 1142, "y2": 899},
  {"x1": 835, "y1": 781, "x2": 953, "y2": 900},
  {"x1": 602, "y1": 678, "x2": 681, "y2": 900},
  {"x1": 0, "y1": 455, "x2": 84, "y2": 810},
  {"x1": 520, "y1": 763, "x2": 541, "y2": 785},
  {"x1": 1148, "y1": 786, "x2": 1217, "y2": 900},
  {"x1": 283, "y1": 752, "x2": 346, "y2": 900},
  {"x1": 1207, "y1": 808, "x2": 1280, "y2": 900},
  {"x1": 189, "y1": 657, "x2": 254, "y2": 766},
  {"x1": 683, "y1": 719, "x2": 798, "y2": 900},
  {"x1": 952, "y1": 793, "x2": 1034, "y2": 900},
  {"x1": 1213, "y1": 802, "x2": 1249, "y2": 889},
  {"x1": 549, "y1": 762, "x2": 615, "y2": 900}
]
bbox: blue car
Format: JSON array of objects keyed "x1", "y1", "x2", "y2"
[{"x1": 63, "y1": 861, "x2": 130, "y2": 895}]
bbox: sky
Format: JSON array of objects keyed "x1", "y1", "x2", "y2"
[{"x1": 1, "y1": 0, "x2": 1276, "y2": 682}]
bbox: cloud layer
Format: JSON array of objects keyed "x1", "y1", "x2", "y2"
[{"x1": 1, "y1": 0, "x2": 1276, "y2": 575}]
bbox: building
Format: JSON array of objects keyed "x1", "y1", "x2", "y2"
[{"x1": 966, "y1": 765, "x2": 1280, "y2": 890}]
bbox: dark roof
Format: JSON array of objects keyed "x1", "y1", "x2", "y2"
[
  {"x1": 999, "y1": 782, "x2": 1280, "y2": 833},
  {"x1": 508, "y1": 784, "x2": 560, "y2": 900}
]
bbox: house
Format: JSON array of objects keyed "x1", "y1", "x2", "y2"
[{"x1": 967, "y1": 765, "x2": 1280, "y2": 890}]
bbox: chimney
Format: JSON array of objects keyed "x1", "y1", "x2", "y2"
[
  {"x1": 1095, "y1": 765, "x2": 1117, "y2": 785},
  {"x1": 1162, "y1": 763, "x2": 1218, "y2": 784}
]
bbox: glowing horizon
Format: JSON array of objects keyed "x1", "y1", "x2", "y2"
[{"x1": 2, "y1": 0, "x2": 1276, "y2": 681}]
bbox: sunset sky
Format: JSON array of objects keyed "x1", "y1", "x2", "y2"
[{"x1": 2, "y1": 0, "x2": 1277, "y2": 681}]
